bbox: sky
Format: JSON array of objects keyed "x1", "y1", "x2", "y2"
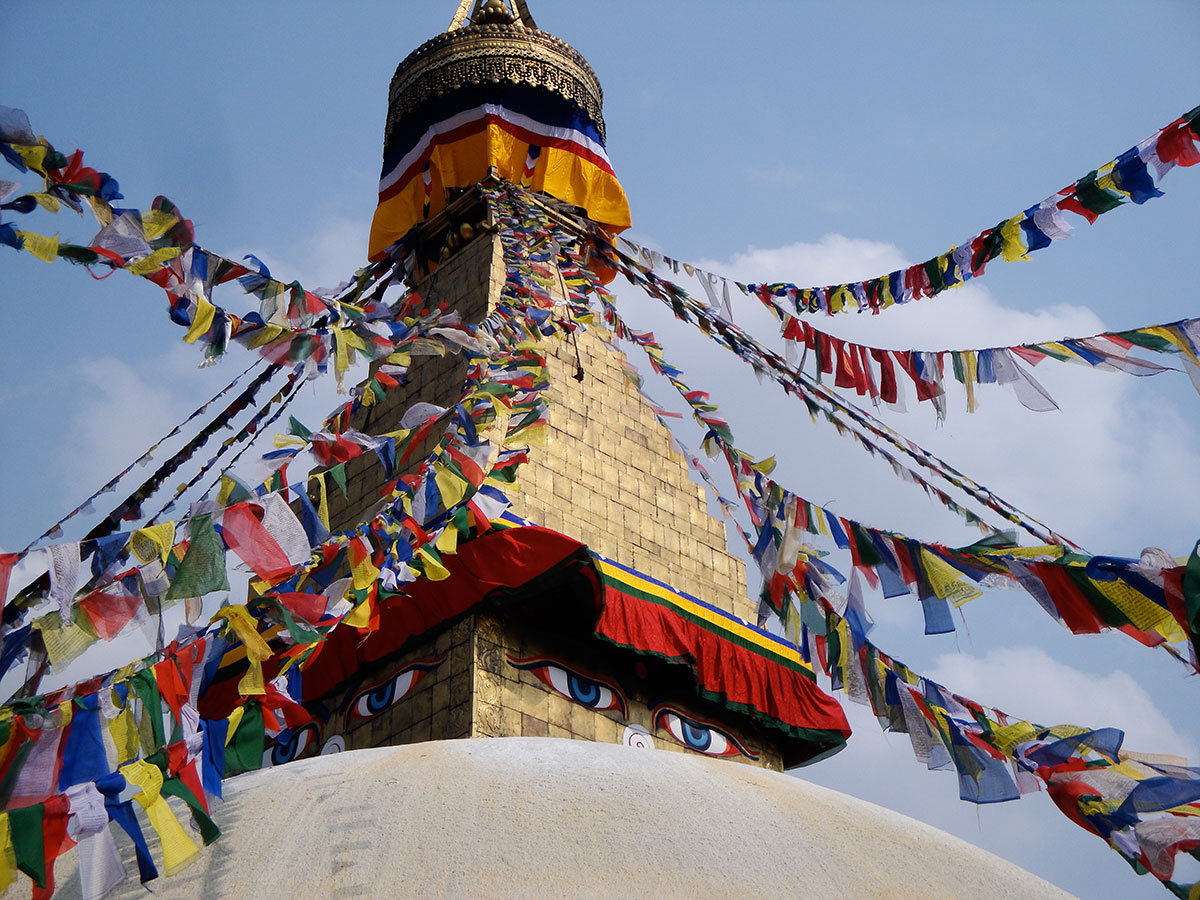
[{"x1": 2, "y1": 2, "x2": 1200, "y2": 897}]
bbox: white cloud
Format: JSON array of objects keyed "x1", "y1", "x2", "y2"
[
  {"x1": 56, "y1": 353, "x2": 193, "y2": 500},
  {"x1": 613, "y1": 235, "x2": 1200, "y2": 555},
  {"x1": 928, "y1": 646, "x2": 1197, "y2": 759},
  {"x1": 255, "y1": 216, "x2": 371, "y2": 296}
]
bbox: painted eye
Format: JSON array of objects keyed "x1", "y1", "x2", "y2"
[
  {"x1": 262, "y1": 722, "x2": 321, "y2": 768},
  {"x1": 507, "y1": 655, "x2": 626, "y2": 716},
  {"x1": 346, "y1": 656, "x2": 445, "y2": 724},
  {"x1": 653, "y1": 707, "x2": 757, "y2": 760}
]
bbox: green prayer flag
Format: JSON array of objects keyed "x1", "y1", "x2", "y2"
[
  {"x1": 224, "y1": 702, "x2": 265, "y2": 777},
  {"x1": 165, "y1": 514, "x2": 230, "y2": 601},
  {"x1": 329, "y1": 463, "x2": 348, "y2": 500},
  {"x1": 9, "y1": 803, "x2": 46, "y2": 888},
  {"x1": 924, "y1": 257, "x2": 946, "y2": 295},
  {"x1": 130, "y1": 669, "x2": 166, "y2": 753},
  {"x1": 1118, "y1": 329, "x2": 1177, "y2": 353},
  {"x1": 288, "y1": 416, "x2": 312, "y2": 441},
  {"x1": 1073, "y1": 171, "x2": 1125, "y2": 216},
  {"x1": 851, "y1": 524, "x2": 884, "y2": 568},
  {"x1": 1183, "y1": 540, "x2": 1200, "y2": 646}
]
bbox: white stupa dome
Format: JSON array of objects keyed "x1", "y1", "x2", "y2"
[{"x1": 33, "y1": 737, "x2": 1077, "y2": 899}]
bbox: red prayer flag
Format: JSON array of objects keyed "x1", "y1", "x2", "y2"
[
  {"x1": 222, "y1": 502, "x2": 297, "y2": 582},
  {"x1": 79, "y1": 583, "x2": 142, "y2": 641},
  {"x1": 0, "y1": 552, "x2": 18, "y2": 608},
  {"x1": 1157, "y1": 119, "x2": 1200, "y2": 168}
]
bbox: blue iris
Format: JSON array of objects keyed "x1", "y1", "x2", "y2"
[
  {"x1": 270, "y1": 727, "x2": 314, "y2": 765},
  {"x1": 567, "y1": 673, "x2": 600, "y2": 706},
  {"x1": 364, "y1": 682, "x2": 395, "y2": 715},
  {"x1": 680, "y1": 719, "x2": 713, "y2": 752}
]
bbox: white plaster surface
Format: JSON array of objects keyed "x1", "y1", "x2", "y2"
[{"x1": 24, "y1": 738, "x2": 1078, "y2": 899}]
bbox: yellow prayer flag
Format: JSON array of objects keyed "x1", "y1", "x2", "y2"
[
  {"x1": 417, "y1": 547, "x2": 451, "y2": 581},
  {"x1": 182, "y1": 299, "x2": 217, "y2": 344},
  {"x1": 919, "y1": 548, "x2": 982, "y2": 607},
  {"x1": 750, "y1": 456, "x2": 777, "y2": 475},
  {"x1": 350, "y1": 548, "x2": 381, "y2": 593},
  {"x1": 120, "y1": 759, "x2": 200, "y2": 876},
  {"x1": 11, "y1": 143, "x2": 47, "y2": 171},
  {"x1": 343, "y1": 595, "x2": 373, "y2": 629},
  {"x1": 109, "y1": 702, "x2": 140, "y2": 768},
  {"x1": 340, "y1": 329, "x2": 367, "y2": 352},
  {"x1": 1144, "y1": 326, "x2": 1200, "y2": 367},
  {"x1": 247, "y1": 324, "x2": 287, "y2": 349},
  {"x1": 316, "y1": 473, "x2": 330, "y2": 530},
  {"x1": 139, "y1": 209, "x2": 179, "y2": 240},
  {"x1": 1092, "y1": 578, "x2": 1186, "y2": 643},
  {"x1": 435, "y1": 524, "x2": 459, "y2": 556},
  {"x1": 131, "y1": 522, "x2": 176, "y2": 564},
  {"x1": 13, "y1": 229, "x2": 59, "y2": 262},
  {"x1": 56, "y1": 698, "x2": 73, "y2": 731},
  {"x1": 814, "y1": 507, "x2": 831, "y2": 538},
  {"x1": 224, "y1": 706, "x2": 245, "y2": 746},
  {"x1": 125, "y1": 246, "x2": 181, "y2": 275},
  {"x1": 999, "y1": 215, "x2": 1030, "y2": 262},
  {"x1": 87, "y1": 195, "x2": 114, "y2": 228},
  {"x1": 29, "y1": 192, "x2": 60, "y2": 213},
  {"x1": 434, "y1": 464, "x2": 468, "y2": 509},
  {"x1": 212, "y1": 606, "x2": 272, "y2": 697},
  {"x1": 0, "y1": 813, "x2": 13, "y2": 893},
  {"x1": 333, "y1": 329, "x2": 350, "y2": 385},
  {"x1": 990, "y1": 720, "x2": 1039, "y2": 756},
  {"x1": 34, "y1": 613, "x2": 94, "y2": 669},
  {"x1": 237, "y1": 660, "x2": 266, "y2": 697},
  {"x1": 962, "y1": 350, "x2": 978, "y2": 413}
]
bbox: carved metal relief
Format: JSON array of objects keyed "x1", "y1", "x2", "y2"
[{"x1": 385, "y1": 24, "x2": 606, "y2": 154}]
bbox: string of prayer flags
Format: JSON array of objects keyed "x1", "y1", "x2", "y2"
[
  {"x1": 752, "y1": 299, "x2": 1200, "y2": 417},
  {"x1": 2, "y1": 183, "x2": 590, "y2": 701},
  {"x1": 0, "y1": 107, "x2": 405, "y2": 379},
  {"x1": 0, "y1": 184, "x2": 620, "y2": 898},
  {"x1": 18, "y1": 358, "x2": 266, "y2": 554},
  {"x1": 639, "y1": 286, "x2": 1200, "y2": 889},
  {"x1": 579, "y1": 226, "x2": 1199, "y2": 673},
  {"x1": 747, "y1": 105, "x2": 1200, "y2": 316},
  {"x1": 575, "y1": 212, "x2": 1081, "y2": 550},
  {"x1": 803, "y1": 587, "x2": 1200, "y2": 896}
]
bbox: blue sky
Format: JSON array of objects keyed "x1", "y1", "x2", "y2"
[{"x1": 3, "y1": 2, "x2": 1200, "y2": 897}]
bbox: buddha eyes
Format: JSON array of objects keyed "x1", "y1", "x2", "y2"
[
  {"x1": 346, "y1": 656, "x2": 446, "y2": 724},
  {"x1": 654, "y1": 707, "x2": 757, "y2": 760},
  {"x1": 507, "y1": 655, "x2": 627, "y2": 716},
  {"x1": 262, "y1": 722, "x2": 322, "y2": 768}
]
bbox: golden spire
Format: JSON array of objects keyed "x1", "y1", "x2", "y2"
[{"x1": 448, "y1": 0, "x2": 539, "y2": 31}]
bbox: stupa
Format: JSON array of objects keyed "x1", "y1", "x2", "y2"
[{"x1": 2, "y1": 3, "x2": 1081, "y2": 897}]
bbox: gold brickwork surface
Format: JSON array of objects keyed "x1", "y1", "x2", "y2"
[
  {"x1": 505, "y1": 321, "x2": 751, "y2": 622},
  {"x1": 328, "y1": 227, "x2": 751, "y2": 621}
]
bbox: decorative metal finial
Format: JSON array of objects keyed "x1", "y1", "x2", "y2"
[
  {"x1": 477, "y1": 0, "x2": 514, "y2": 24},
  {"x1": 448, "y1": 0, "x2": 538, "y2": 31}
]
